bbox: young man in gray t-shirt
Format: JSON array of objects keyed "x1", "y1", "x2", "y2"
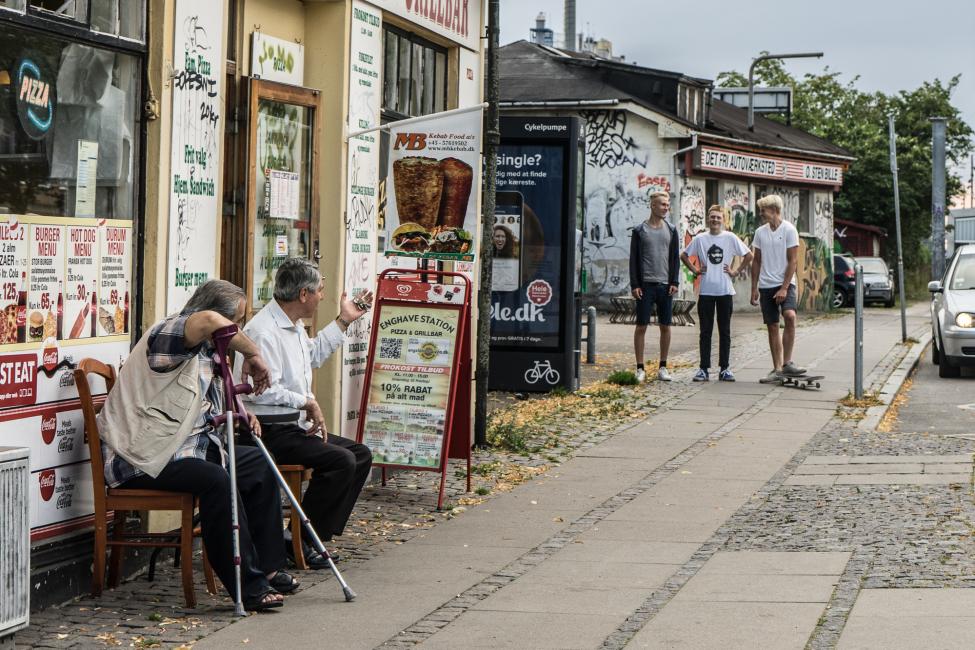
[{"x1": 628, "y1": 192, "x2": 680, "y2": 382}]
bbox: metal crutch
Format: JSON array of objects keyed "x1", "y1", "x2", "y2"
[{"x1": 212, "y1": 324, "x2": 357, "y2": 602}]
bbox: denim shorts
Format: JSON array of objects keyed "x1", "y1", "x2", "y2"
[
  {"x1": 636, "y1": 282, "x2": 673, "y2": 326},
  {"x1": 759, "y1": 285, "x2": 798, "y2": 324}
]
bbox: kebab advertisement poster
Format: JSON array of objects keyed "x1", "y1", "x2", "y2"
[
  {"x1": 361, "y1": 304, "x2": 460, "y2": 469},
  {"x1": 384, "y1": 109, "x2": 482, "y2": 261}
]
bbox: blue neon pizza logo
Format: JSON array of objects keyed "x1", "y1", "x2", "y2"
[{"x1": 16, "y1": 59, "x2": 55, "y2": 140}]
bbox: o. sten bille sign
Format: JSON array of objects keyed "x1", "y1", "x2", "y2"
[{"x1": 695, "y1": 144, "x2": 844, "y2": 186}]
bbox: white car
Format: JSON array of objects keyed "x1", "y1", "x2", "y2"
[{"x1": 929, "y1": 244, "x2": 975, "y2": 377}]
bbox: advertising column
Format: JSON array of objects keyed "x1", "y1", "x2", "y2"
[{"x1": 489, "y1": 116, "x2": 579, "y2": 392}]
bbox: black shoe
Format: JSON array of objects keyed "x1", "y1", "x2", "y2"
[{"x1": 284, "y1": 538, "x2": 338, "y2": 569}]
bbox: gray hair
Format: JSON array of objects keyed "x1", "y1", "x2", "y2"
[
  {"x1": 273, "y1": 257, "x2": 321, "y2": 302},
  {"x1": 180, "y1": 279, "x2": 245, "y2": 319}
]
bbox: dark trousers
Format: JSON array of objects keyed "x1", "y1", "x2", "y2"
[
  {"x1": 698, "y1": 294, "x2": 734, "y2": 370},
  {"x1": 261, "y1": 424, "x2": 372, "y2": 540},
  {"x1": 120, "y1": 444, "x2": 284, "y2": 600}
]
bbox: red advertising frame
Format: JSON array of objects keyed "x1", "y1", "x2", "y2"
[{"x1": 355, "y1": 269, "x2": 472, "y2": 510}]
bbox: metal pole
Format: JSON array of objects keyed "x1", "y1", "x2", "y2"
[
  {"x1": 888, "y1": 115, "x2": 907, "y2": 342},
  {"x1": 854, "y1": 263, "x2": 864, "y2": 399},
  {"x1": 747, "y1": 52, "x2": 823, "y2": 130},
  {"x1": 225, "y1": 413, "x2": 246, "y2": 617},
  {"x1": 474, "y1": 0, "x2": 500, "y2": 448},
  {"x1": 931, "y1": 117, "x2": 948, "y2": 280},
  {"x1": 586, "y1": 306, "x2": 597, "y2": 363}
]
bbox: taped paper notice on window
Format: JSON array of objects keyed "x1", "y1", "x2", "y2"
[
  {"x1": 275, "y1": 235, "x2": 288, "y2": 256},
  {"x1": 74, "y1": 140, "x2": 98, "y2": 218},
  {"x1": 269, "y1": 170, "x2": 299, "y2": 220}
]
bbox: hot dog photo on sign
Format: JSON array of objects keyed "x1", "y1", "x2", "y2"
[{"x1": 385, "y1": 110, "x2": 481, "y2": 261}]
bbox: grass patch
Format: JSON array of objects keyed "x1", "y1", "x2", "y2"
[
  {"x1": 550, "y1": 385, "x2": 572, "y2": 397},
  {"x1": 474, "y1": 486, "x2": 491, "y2": 496},
  {"x1": 839, "y1": 391, "x2": 883, "y2": 408},
  {"x1": 487, "y1": 420, "x2": 531, "y2": 452},
  {"x1": 606, "y1": 369, "x2": 639, "y2": 385}
]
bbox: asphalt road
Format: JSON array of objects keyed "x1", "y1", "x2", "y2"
[{"x1": 892, "y1": 343, "x2": 975, "y2": 435}]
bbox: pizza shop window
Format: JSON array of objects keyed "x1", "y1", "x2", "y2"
[
  {"x1": 0, "y1": 24, "x2": 141, "y2": 219},
  {"x1": 382, "y1": 25, "x2": 447, "y2": 119},
  {"x1": 27, "y1": 1, "x2": 144, "y2": 40}
]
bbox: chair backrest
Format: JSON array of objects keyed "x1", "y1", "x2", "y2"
[{"x1": 74, "y1": 359, "x2": 117, "y2": 512}]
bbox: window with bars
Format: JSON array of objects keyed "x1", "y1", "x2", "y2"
[{"x1": 382, "y1": 25, "x2": 447, "y2": 119}]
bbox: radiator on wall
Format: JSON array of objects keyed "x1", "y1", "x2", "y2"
[{"x1": 0, "y1": 447, "x2": 30, "y2": 639}]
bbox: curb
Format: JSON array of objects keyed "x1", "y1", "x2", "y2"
[{"x1": 857, "y1": 329, "x2": 932, "y2": 432}]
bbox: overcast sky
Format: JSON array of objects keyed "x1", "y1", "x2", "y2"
[{"x1": 500, "y1": 0, "x2": 975, "y2": 186}]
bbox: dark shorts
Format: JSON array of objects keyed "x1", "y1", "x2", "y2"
[
  {"x1": 636, "y1": 282, "x2": 673, "y2": 326},
  {"x1": 759, "y1": 285, "x2": 798, "y2": 325}
]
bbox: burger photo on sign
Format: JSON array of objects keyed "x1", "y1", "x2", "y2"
[{"x1": 391, "y1": 156, "x2": 473, "y2": 256}]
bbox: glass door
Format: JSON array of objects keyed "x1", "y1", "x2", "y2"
[{"x1": 245, "y1": 79, "x2": 321, "y2": 314}]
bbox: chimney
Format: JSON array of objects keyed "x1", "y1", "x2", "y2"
[{"x1": 564, "y1": 0, "x2": 576, "y2": 51}]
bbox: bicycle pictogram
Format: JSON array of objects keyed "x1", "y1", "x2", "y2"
[{"x1": 524, "y1": 360, "x2": 560, "y2": 385}]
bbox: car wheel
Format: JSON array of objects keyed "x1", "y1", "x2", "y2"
[
  {"x1": 884, "y1": 296, "x2": 895, "y2": 308},
  {"x1": 931, "y1": 332, "x2": 940, "y2": 365},
  {"x1": 832, "y1": 287, "x2": 847, "y2": 309}
]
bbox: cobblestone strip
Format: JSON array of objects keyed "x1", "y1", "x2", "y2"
[
  {"x1": 379, "y1": 389, "x2": 783, "y2": 647},
  {"x1": 806, "y1": 548, "x2": 873, "y2": 650}
]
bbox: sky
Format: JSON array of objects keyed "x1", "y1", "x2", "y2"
[{"x1": 500, "y1": 0, "x2": 975, "y2": 202}]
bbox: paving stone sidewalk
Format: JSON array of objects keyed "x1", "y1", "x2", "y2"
[{"x1": 17, "y1": 307, "x2": 929, "y2": 649}]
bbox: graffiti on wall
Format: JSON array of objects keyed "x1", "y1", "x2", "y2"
[
  {"x1": 813, "y1": 192, "x2": 833, "y2": 249},
  {"x1": 796, "y1": 236, "x2": 832, "y2": 311},
  {"x1": 756, "y1": 185, "x2": 800, "y2": 225},
  {"x1": 583, "y1": 111, "x2": 648, "y2": 170},
  {"x1": 582, "y1": 111, "x2": 666, "y2": 302},
  {"x1": 678, "y1": 182, "x2": 706, "y2": 290}
]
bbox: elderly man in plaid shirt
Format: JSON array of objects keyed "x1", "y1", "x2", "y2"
[{"x1": 97, "y1": 280, "x2": 293, "y2": 611}]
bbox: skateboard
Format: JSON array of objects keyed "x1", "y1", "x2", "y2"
[{"x1": 778, "y1": 374, "x2": 823, "y2": 390}]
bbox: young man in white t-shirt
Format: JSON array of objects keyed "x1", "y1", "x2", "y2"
[
  {"x1": 681, "y1": 205, "x2": 752, "y2": 382},
  {"x1": 750, "y1": 195, "x2": 806, "y2": 383}
]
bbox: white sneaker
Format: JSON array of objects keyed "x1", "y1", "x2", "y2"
[
  {"x1": 657, "y1": 367, "x2": 673, "y2": 382},
  {"x1": 635, "y1": 368, "x2": 646, "y2": 383},
  {"x1": 759, "y1": 369, "x2": 784, "y2": 384}
]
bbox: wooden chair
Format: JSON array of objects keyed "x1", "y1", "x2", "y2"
[
  {"x1": 279, "y1": 465, "x2": 313, "y2": 570},
  {"x1": 75, "y1": 359, "x2": 216, "y2": 607}
]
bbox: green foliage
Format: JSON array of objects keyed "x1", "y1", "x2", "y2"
[
  {"x1": 717, "y1": 59, "x2": 974, "y2": 269},
  {"x1": 606, "y1": 370, "x2": 639, "y2": 385},
  {"x1": 487, "y1": 421, "x2": 530, "y2": 452},
  {"x1": 550, "y1": 386, "x2": 571, "y2": 397},
  {"x1": 474, "y1": 486, "x2": 491, "y2": 496}
]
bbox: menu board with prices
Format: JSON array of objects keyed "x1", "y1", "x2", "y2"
[{"x1": 0, "y1": 214, "x2": 132, "y2": 541}]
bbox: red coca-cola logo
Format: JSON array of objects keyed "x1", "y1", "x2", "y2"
[
  {"x1": 39, "y1": 469, "x2": 55, "y2": 501},
  {"x1": 40, "y1": 414, "x2": 57, "y2": 445},
  {"x1": 42, "y1": 346, "x2": 58, "y2": 372},
  {"x1": 526, "y1": 279, "x2": 553, "y2": 307}
]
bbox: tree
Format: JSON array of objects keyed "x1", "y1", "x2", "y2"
[{"x1": 717, "y1": 59, "x2": 973, "y2": 268}]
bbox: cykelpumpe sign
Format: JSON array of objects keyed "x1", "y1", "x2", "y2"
[
  {"x1": 384, "y1": 109, "x2": 482, "y2": 262},
  {"x1": 489, "y1": 116, "x2": 579, "y2": 392}
]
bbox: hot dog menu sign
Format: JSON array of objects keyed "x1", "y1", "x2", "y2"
[{"x1": 384, "y1": 109, "x2": 482, "y2": 262}]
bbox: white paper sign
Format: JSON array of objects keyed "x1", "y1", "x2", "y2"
[
  {"x1": 74, "y1": 140, "x2": 98, "y2": 218},
  {"x1": 167, "y1": 0, "x2": 225, "y2": 314},
  {"x1": 269, "y1": 170, "x2": 300, "y2": 220}
]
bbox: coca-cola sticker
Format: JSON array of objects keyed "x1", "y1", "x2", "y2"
[
  {"x1": 42, "y1": 344, "x2": 58, "y2": 373},
  {"x1": 39, "y1": 468, "x2": 55, "y2": 501},
  {"x1": 40, "y1": 412, "x2": 57, "y2": 445},
  {"x1": 525, "y1": 279, "x2": 553, "y2": 307}
]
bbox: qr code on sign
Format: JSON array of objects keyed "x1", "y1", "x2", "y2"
[{"x1": 378, "y1": 337, "x2": 403, "y2": 360}]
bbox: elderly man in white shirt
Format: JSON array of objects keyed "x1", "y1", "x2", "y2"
[{"x1": 242, "y1": 257, "x2": 373, "y2": 569}]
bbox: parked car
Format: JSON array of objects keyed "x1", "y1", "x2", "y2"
[
  {"x1": 853, "y1": 256, "x2": 895, "y2": 307},
  {"x1": 929, "y1": 244, "x2": 975, "y2": 377},
  {"x1": 833, "y1": 254, "x2": 856, "y2": 308}
]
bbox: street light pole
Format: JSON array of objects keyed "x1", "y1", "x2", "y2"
[
  {"x1": 474, "y1": 0, "x2": 500, "y2": 448},
  {"x1": 889, "y1": 114, "x2": 907, "y2": 342},
  {"x1": 747, "y1": 51, "x2": 823, "y2": 131}
]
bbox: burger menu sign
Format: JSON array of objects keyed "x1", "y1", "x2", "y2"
[{"x1": 385, "y1": 109, "x2": 482, "y2": 262}]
